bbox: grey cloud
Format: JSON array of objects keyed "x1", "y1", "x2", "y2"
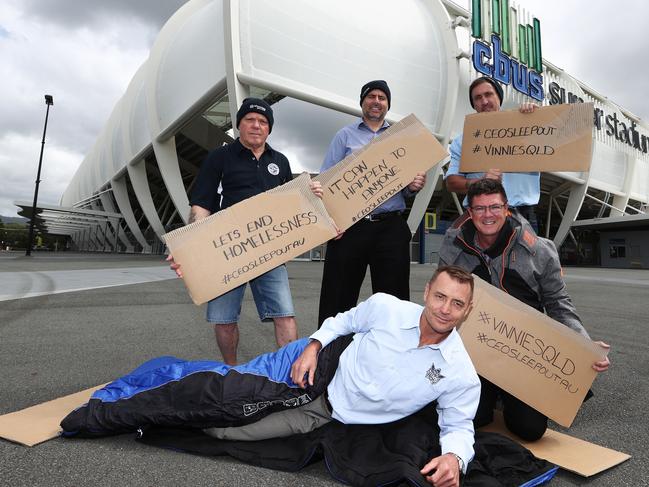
[
  {"x1": 21, "y1": 0, "x2": 190, "y2": 31},
  {"x1": 271, "y1": 98, "x2": 357, "y2": 172},
  {"x1": 534, "y1": 1, "x2": 649, "y2": 121}
]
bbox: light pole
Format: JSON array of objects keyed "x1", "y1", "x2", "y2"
[{"x1": 26, "y1": 94, "x2": 54, "y2": 256}]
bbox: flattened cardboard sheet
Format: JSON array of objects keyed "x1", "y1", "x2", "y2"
[
  {"x1": 460, "y1": 102, "x2": 594, "y2": 172},
  {"x1": 480, "y1": 412, "x2": 631, "y2": 477},
  {"x1": 458, "y1": 277, "x2": 607, "y2": 427},
  {"x1": 0, "y1": 384, "x2": 105, "y2": 447},
  {"x1": 163, "y1": 173, "x2": 337, "y2": 304},
  {"x1": 316, "y1": 114, "x2": 447, "y2": 231}
]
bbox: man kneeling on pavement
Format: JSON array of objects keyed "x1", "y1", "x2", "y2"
[
  {"x1": 438, "y1": 178, "x2": 610, "y2": 441},
  {"x1": 204, "y1": 265, "x2": 480, "y2": 487}
]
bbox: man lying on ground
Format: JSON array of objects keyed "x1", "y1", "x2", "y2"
[
  {"x1": 62, "y1": 266, "x2": 480, "y2": 487},
  {"x1": 205, "y1": 265, "x2": 480, "y2": 487}
]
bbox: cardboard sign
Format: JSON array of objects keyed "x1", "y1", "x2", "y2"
[
  {"x1": 459, "y1": 102, "x2": 594, "y2": 172},
  {"x1": 0, "y1": 384, "x2": 106, "y2": 446},
  {"x1": 164, "y1": 114, "x2": 445, "y2": 304},
  {"x1": 316, "y1": 114, "x2": 447, "y2": 231},
  {"x1": 163, "y1": 173, "x2": 337, "y2": 304},
  {"x1": 481, "y1": 412, "x2": 631, "y2": 477},
  {"x1": 458, "y1": 277, "x2": 607, "y2": 427}
]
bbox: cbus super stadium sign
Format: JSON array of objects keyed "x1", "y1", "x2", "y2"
[{"x1": 471, "y1": 0, "x2": 544, "y2": 102}]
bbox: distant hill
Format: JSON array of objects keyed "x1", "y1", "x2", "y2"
[{"x1": 0, "y1": 215, "x2": 28, "y2": 224}]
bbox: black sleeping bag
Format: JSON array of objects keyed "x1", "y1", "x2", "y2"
[{"x1": 62, "y1": 335, "x2": 557, "y2": 486}]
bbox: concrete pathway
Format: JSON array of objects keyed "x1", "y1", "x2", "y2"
[{"x1": 0, "y1": 266, "x2": 176, "y2": 301}]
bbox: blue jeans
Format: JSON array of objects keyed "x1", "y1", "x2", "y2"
[{"x1": 206, "y1": 265, "x2": 294, "y2": 324}]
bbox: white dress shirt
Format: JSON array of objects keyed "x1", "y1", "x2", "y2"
[{"x1": 310, "y1": 293, "x2": 480, "y2": 471}]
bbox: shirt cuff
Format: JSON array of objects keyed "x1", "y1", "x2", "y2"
[
  {"x1": 441, "y1": 436, "x2": 473, "y2": 474},
  {"x1": 309, "y1": 326, "x2": 337, "y2": 349}
]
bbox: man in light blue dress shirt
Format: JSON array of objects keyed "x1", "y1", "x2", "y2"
[
  {"x1": 445, "y1": 77, "x2": 540, "y2": 230},
  {"x1": 317, "y1": 80, "x2": 426, "y2": 327},
  {"x1": 209, "y1": 266, "x2": 480, "y2": 487}
]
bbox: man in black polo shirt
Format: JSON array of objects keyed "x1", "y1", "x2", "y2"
[{"x1": 169, "y1": 98, "x2": 322, "y2": 364}]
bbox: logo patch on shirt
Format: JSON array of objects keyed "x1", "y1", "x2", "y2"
[
  {"x1": 267, "y1": 163, "x2": 280, "y2": 175},
  {"x1": 425, "y1": 363, "x2": 445, "y2": 385}
]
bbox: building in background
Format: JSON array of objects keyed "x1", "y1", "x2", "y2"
[{"x1": 17, "y1": 0, "x2": 649, "y2": 267}]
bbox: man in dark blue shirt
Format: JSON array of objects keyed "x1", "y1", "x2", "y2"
[{"x1": 169, "y1": 98, "x2": 322, "y2": 365}]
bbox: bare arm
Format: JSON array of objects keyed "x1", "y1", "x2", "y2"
[
  {"x1": 167, "y1": 205, "x2": 212, "y2": 277},
  {"x1": 188, "y1": 205, "x2": 212, "y2": 223},
  {"x1": 445, "y1": 174, "x2": 469, "y2": 194}
]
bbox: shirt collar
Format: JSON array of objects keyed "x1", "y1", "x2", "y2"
[
  {"x1": 431, "y1": 329, "x2": 462, "y2": 363},
  {"x1": 234, "y1": 138, "x2": 274, "y2": 156},
  {"x1": 404, "y1": 316, "x2": 462, "y2": 363},
  {"x1": 356, "y1": 117, "x2": 390, "y2": 132},
  {"x1": 398, "y1": 304, "x2": 424, "y2": 332}
]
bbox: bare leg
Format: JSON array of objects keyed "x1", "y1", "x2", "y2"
[
  {"x1": 272, "y1": 316, "x2": 298, "y2": 348},
  {"x1": 214, "y1": 323, "x2": 239, "y2": 365}
]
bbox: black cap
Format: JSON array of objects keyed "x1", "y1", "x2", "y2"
[
  {"x1": 360, "y1": 80, "x2": 391, "y2": 109},
  {"x1": 469, "y1": 77, "x2": 504, "y2": 109},
  {"x1": 236, "y1": 98, "x2": 274, "y2": 133}
]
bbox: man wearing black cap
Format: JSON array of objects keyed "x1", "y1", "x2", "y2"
[
  {"x1": 445, "y1": 76, "x2": 540, "y2": 229},
  {"x1": 169, "y1": 98, "x2": 322, "y2": 365},
  {"x1": 317, "y1": 80, "x2": 426, "y2": 327}
]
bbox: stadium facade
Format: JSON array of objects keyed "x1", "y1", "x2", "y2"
[{"x1": 22, "y1": 0, "x2": 649, "y2": 267}]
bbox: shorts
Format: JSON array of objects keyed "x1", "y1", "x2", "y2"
[{"x1": 206, "y1": 265, "x2": 295, "y2": 324}]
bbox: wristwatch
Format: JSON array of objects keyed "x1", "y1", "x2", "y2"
[{"x1": 450, "y1": 452, "x2": 464, "y2": 473}]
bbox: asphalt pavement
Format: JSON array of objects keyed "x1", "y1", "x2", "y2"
[{"x1": 0, "y1": 252, "x2": 647, "y2": 486}]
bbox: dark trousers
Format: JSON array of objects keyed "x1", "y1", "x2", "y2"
[
  {"x1": 317, "y1": 214, "x2": 411, "y2": 327},
  {"x1": 473, "y1": 376, "x2": 548, "y2": 441}
]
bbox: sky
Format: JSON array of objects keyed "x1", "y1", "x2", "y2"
[{"x1": 0, "y1": 0, "x2": 647, "y2": 218}]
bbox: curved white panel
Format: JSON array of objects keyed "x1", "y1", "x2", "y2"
[
  {"x1": 449, "y1": 57, "x2": 475, "y2": 142},
  {"x1": 155, "y1": 0, "x2": 226, "y2": 133},
  {"x1": 130, "y1": 79, "x2": 150, "y2": 158},
  {"x1": 630, "y1": 157, "x2": 649, "y2": 202},
  {"x1": 118, "y1": 64, "x2": 150, "y2": 163},
  {"x1": 57, "y1": 0, "x2": 649, "y2": 253},
  {"x1": 111, "y1": 106, "x2": 127, "y2": 174},
  {"x1": 589, "y1": 140, "x2": 627, "y2": 193},
  {"x1": 96, "y1": 143, "x2": 110, "y2": 190},
  {"x1": 238, "y1": 0, "x2": 457, "y2": 134}
]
